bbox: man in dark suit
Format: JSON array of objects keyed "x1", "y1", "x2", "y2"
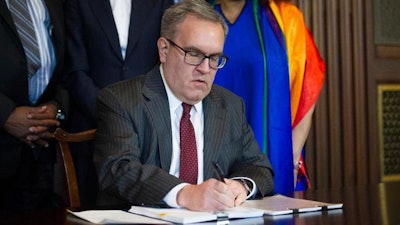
[
  {"x1": 0, "y1": 0, "x2": 67, "y2": 210},
  {"x1": 62, "y1": 0, "x2": 174, "y2": 205},
  {"x1": 95, "y1": 0, "x2": 274, "y2": 211}
]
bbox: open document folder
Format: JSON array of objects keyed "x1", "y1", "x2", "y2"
[
  {"x1": 128, "y1": 205, "x2": 264, "y2": 224},
  {"x1": 242, "y1": 194, "x2": 343, "y2": 216},
  {"x1": 69, "y1": 206, "x2": 264, "y2": 224},
  {"x1": 69, "y1": 195, "x2": 342, "y2": 224}
]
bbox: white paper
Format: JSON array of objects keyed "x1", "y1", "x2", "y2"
[
  {"x1": 69, "y1": 210, "x2": 172, "y2": 224},
  {"x1": 128, "y1": 205, "x2": 264, "y2": 224},
  {"x1": 242, "y1": 194, "x2": 343, "y2": 216}
]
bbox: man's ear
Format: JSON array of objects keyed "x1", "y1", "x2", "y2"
[{"x1": 157, "y1": 37, "x2": 169, "y2": 63}]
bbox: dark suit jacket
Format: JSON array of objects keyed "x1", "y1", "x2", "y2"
[
  {"x1": 95, "y1": 66, "x2": 274, "y2": 206},
  {"x1": 63, "y1": 0, "x2": 174, "y2": 129},
  {"x1": 62, "y1": 0, "x2": 173, "y2": 206},
  {"x1": 0, "y1": 0, "x2": 67, "y2": 178}
]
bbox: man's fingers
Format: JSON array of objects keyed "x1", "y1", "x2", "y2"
[
  {"x1": 34, "y1": 139, "x2": 50, "y2": 148},
  {"x1": 26, "y1": 135, "x2": 50, "y2": 148},
  {"x1": 27, "y1": 112, "x2": 56, "y2": 120},
  {"x1": 234, "y1": 193, "x2": 247, "y2": 206},
  {"x1": 21, "y1": 138, "x2": 35, "y2": 148},
  {"x1": 28, "y1": 120, "x2": 60, "y2": 132},
  {"x1": 26, "y1": 134, "x2": 40, "y2": 142},
  {"x1": 177, "y1": 180, "x2": 237, "y2": 211},
  {"x1": 211, "y1": 180, "x2": 235, "y2": 210}
]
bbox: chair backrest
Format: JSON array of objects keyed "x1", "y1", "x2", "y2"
[{"x1": 53, "y1": 127, "x2": 96, "y2": 208}]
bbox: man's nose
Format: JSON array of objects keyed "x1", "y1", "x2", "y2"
[{"x1": 196, "y1": 58, "x2": 211, "y2": 73}]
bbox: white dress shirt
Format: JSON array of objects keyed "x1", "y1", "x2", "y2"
[
  {"x1": 6, "y1": 0, "x2": 56, "y2": 104},
  {"x1": 159, "y1": 65, "x2": 257, "y2": 207},
  {"x1": 110, "y1": 0, "x2": 131, "y2": 59},
  {"x1": 159, "y1": 65, "x2": 204, "y2": 207}
]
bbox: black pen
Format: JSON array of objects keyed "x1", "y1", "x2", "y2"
[{"x1": 212, "y1": 161, "x2": 226, "y2": 183}]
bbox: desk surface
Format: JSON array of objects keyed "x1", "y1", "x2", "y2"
[{"x1": 1, "y1": 182, "x2": 399, "y2": 225}]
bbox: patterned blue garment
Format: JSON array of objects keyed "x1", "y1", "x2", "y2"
[
  {"x1": 214, "y1": 1, "x2": 265, "y2": 146},
  {"x1": 213, "y1": 0, "x2": 294, "y2": 194}
]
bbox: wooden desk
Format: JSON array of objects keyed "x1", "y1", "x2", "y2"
[
  {"x1": 1, "y1": 182, "x2": 399, "y2": 225},
  {"x1": 264, "y1": 182, "x2": 400, "y2": 225}
]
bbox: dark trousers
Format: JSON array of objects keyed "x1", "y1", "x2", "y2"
[
  {"x1": 0, "y1": 146, "x2": 64, "y2": 211},
  {"x1": 70, "y1": 141, "x2": 99, "y2": 206}
]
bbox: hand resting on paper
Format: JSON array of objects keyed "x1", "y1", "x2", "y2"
[{"x1": 176, "y1": 178, "x2": 249, "y2": 211}]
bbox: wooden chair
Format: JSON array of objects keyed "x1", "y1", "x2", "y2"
[{"x1": 53, "y1": 127, "x2": 96, "y2": 208}]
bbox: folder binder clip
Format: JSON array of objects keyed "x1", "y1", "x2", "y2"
[{"x1": 215, "y1": 211, "x2": 229, "y2": 224}]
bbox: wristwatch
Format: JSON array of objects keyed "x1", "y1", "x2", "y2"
[
  {"x1": 50, "y1": 101, "x2": 66, "y2": 121},
  {"x1": 56, "y1": 108, "x2": 65, "y2": 121}
]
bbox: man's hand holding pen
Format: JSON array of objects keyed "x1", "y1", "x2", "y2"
[
  {"x1": 176, "y1": 162, "x2": 250, "y2": 211},
  {"x1": 211, "y1": 161, "x2": 248, "y2": 207},
  {"x1": 225, "y1": 179, "x2": 249, "y2": 206},
  {"x1": 176, "y1": 179, "x2": 235, "y2": 211}
]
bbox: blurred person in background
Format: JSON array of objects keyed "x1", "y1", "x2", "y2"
[
  {"x1": 209, "y1": 0, "x2": 325, "y2": 193},
  {"x1": 0, "y1": 0, "x2": 67, "y2": 210},
  {"x1": 62, "y1": 0, "x2": 174, "y2": 206}
]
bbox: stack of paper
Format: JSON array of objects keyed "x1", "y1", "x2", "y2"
[
  {"x1": 242, "y1": 194, "x2": 343, "y2": 216},
  {"x1": 128, "y1": 205, "x2": 264, "y2": 224}
]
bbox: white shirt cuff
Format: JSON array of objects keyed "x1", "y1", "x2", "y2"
[
  {"x1": 232, "y1": 177, "x2": 258, "y2": 199},
  {"x1": 163, "y1": 183, "x2": 190, "y2": 208}
]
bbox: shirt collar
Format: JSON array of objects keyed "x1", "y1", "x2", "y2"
[{"x1": 159, "y1": 65, "x2": 203, "y2": 114}]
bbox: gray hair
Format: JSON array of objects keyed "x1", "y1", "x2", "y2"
[{"x1": 161, "y1": 0, "x2": 228, "y2": 39}]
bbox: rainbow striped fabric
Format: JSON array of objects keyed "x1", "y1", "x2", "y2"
[
  {"x1": 268, "y1": 1, "x2": 325, "y2": 192},
  {"x1": 212, "y1": 0, "x2": 324, "y2": 193}
]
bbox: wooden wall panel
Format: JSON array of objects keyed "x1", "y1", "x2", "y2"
[
  {"x1": 367, "y1": 0, "x2": 400, "y2": 185},
  {"x1": 352, "y1": 0, "x2": 369, "y2": 186}
]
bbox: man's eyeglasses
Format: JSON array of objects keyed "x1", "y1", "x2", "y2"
[{"x1": 166, "y1": 39, "x2": 228, "y2": 69}]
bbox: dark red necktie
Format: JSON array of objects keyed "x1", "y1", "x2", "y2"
[{"x1": 179, "y1": 103, "x2": 198, "y2": 184}]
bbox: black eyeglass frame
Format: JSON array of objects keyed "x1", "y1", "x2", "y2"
[{"x1": 166, "y1": 38, "x2": 228, "y2": 69}]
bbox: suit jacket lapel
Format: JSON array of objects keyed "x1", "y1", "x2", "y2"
[
  {"x1": 142, "y1": 67, "x2": 173, "y2": 171},
  {"x1": 89, "y1": 0, "x2": 122, "y2": 60},
  {"x1": 0, "y1": 1, "x2": 22, "y2": 49},
  {"x1": 202, "y1": 89, "x2": 227, "y2": 179},
  {"x1": 1, "y1": 1, "x2": 63, "y2": 56},
  {"x1": 141, "y1": 68, "x2": 228, "y2": 176},
  {"x1": 1, "y1": 0, "x2": 64, "y2": 75}
]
